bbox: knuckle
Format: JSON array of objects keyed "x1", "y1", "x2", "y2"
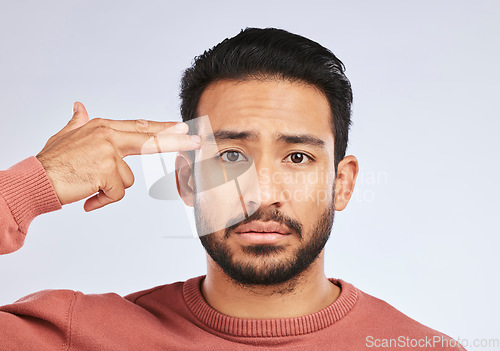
[
  {"x1": 96, "y1": 140, "x2": 116, "y2": 156},
  {"x1": 144, "y1": 132, "x2": 157, "y2": 147},
  {"x1": 144, "y1": 131, "x2": 156, "y2": 140},
  {"x1": 95, "y1": 125, "x2": 114, "y2": 139},
  {"x1": 90, "y1": 117, "x2": 105, "y2": 126},
  {"x1": 138, "y1": 132, "x2": 157, "y2": 152},
  {"x1": 135, "y1": 119, "x2": 148, "y2": 131}
]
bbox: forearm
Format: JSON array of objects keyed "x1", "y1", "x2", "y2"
[{"x1": 0, "y1": 157, "x2": 61, "y2": 254}]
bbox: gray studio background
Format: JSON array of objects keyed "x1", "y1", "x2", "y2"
[{"x1": 1, "y1": 1, "x2": 498, "y2": 349}]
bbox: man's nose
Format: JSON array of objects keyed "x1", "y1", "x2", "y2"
[{"x1": 240, "y1": 157, "x2": 288, "y2": 215}]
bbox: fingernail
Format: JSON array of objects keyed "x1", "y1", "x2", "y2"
[
  {"x1": 73, "y1": 102, "x2": 78, "y2": 113},
  {"x1": 191, "y1": 135, "x2": 201, "y2": 144}
]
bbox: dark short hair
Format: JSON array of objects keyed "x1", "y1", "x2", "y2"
[{"x1": 180, "y1": 27, "x2": 353, "y2": 170}]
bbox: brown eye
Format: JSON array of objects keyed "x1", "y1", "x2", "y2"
[
  {"x1": 291, "y1": 153, "x2": 304, "y2": 163},
  {"x1": 220, "y1": 150, "x2": 247, "y2": 163},
  {"x1": 285, "y1": 152, "x2": 312, "y2": 164},
  {"x1": 227, "y1": 151, "x2": 239, "y2": 162}
]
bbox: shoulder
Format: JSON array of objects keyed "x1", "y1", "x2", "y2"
[
  {"x1": 2, "y1": 288, "x2": 127, "y2": 320},
  {"x1": 2, "y1": 278, "x2": 186, "y2": 321},
  {"x1": 9, "y1": 276, "x2": 196, "y2": 313},
  {"x1": 2, "y1": 288, "x2": 77, "y2": 315},
  {"x1": 351, "y1": 283, "x2": 437, "y2": 331},
  {"x1": 335, "y1": 279, "x2": 466, "y2": 351}
]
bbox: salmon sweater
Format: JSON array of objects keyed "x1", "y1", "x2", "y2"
[{"x1": 0, "y1": 157, "x2": 466, "y2": 350}]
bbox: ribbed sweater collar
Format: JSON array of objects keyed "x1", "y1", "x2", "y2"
[{"x1": 183, "y1": 276, "x2": 358, "y2": 337}]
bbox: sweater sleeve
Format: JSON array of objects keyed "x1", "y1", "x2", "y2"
[
  {"x1": 0, "y1": 156, "x2": 62, "y2": 254},
  {"x1": 0, "y1": 289, "x2": 77, "y2": 350}
]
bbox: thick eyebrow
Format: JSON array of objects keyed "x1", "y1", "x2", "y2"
[
  {"x1": 207, "y1": 130, "x2": 259, "y2": 142},
  {"x1": 276, "y1": 133, "x2": 326, "y2": 148},
  {"x1": 207, "y1": 129, "x2": 326, "y2": 149}
]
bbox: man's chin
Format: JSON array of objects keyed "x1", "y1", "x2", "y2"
[
  {"x1": 239, "y1": 243, "x2": 288, "y2": 256},
  {"x1": 197, "y1": 202, "x2": 334, "y2": 287}
]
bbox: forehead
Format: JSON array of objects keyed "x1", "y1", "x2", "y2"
[{"x1": 196, "y1": 79, "x2": 334, "y2": 141}]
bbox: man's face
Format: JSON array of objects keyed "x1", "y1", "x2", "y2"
[{"x1": 191, "y1": 78, "x2": 337, "y2": 286}]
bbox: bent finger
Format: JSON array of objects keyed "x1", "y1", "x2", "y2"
[
  {"x1": 83, "y1": 177, "x2": 126, "y2": 212},
  {"x1": 116, "y1": 157, "x2": 135, "y2": 189}
]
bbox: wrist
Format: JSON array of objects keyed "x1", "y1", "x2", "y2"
[{"x1": 0, "y1": 157, "x2": 62, "y2": 232}]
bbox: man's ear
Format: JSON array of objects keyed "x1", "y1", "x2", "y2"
[
  {"x1": 175, "y1": 152, "x2": 195, "y2": 207},
  {"x1": 334, "y1": 155, "x2": 359, "y2": 211}
]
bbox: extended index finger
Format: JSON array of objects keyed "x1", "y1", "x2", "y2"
[
  {"x1": 93, "y1": 118, "x2": 188, "y2": 134},
  {"x1": 109, "y1": 129, "x2": 201, "y2": 157}
]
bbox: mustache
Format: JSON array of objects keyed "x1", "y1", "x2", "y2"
[{"x1": 224, "y1": 208, "x2": 303, "y2": 239}]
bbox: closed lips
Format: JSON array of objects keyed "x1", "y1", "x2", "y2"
[{"x1": 234, "y1": 221, "x2": 291, "y2": 235}]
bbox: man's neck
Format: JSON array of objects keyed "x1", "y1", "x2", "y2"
[{"x1": 200, "y1": 252, "x2": 340, "y2": 319}]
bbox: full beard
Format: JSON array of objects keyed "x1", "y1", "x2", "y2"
[{"x1": 195, "y1": 196, "x2": 335, "y2": 290}]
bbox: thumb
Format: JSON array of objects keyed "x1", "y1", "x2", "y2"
[
  {"x1": 68, "y1": 101, "x2": 90, "y2": 130},
  {"x1": 59, "y1": 101, "x2": 90, "y2": 136}
]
